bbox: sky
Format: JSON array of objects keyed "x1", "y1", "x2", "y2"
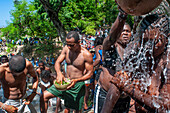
[{"x1": 0, "y1": 0, "x2": 32, "y2": 28}]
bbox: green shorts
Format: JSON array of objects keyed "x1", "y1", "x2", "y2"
[{"x1": 47, "y1": 82, "x2": 85, "y2": 110}]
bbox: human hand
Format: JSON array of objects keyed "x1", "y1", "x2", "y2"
[
  {"x1": 24, "y1": 92, "x2": 36, "y2": 105},
  {"x1": 56, "y1": 73, "x2": 66, "y2": 84},
  {"x1": 115, "y1": 0, "x2": 127, "y2": 19},
  {"x1": 110, "y1": 71, "x2": 130, "y2": 89},
  {"x1": 67, "y1": 79, "x2": 77, "y2": 90},
  {"x1": 144, "y1": 26, "x2": 166, "y2": 57},
  {"x1": 4, "y1": 104, "x2": 18, "y2": 113}
]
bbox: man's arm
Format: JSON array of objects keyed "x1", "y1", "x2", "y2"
[
  {"x1": 101, "y1": 84, "x2": 120, "y2": 113},
  {"x1": 111, "y1": 72, "x2": 170, "y2": 112},
  {"x1": 77, "y1": 51, "x2": 93, "y2": 82},
  {"x1": 67, "y1": 50, "x2": 93, "y2": 89},
  {"x1": 26, "y1": 60, "x2": 38, "y2": 104},
  {"x1": 0, "y1": 63, "x2": 7, "y2": 79},
  {"x1": 103, "y1": 10, "x2": 127, "y2": 51},
  {"x1": 55, "y1": 46, "x2": 67, "y2": 83},
  {"x1": 93, "y1": 45, "x2": 102, "y2": 67}
]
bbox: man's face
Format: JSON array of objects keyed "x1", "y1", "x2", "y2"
[
  {"x1": 38, "y1": 63, "x2": 45, "y2": 70},
  {"x1": 1, "y1": 58, "x2": 8, "y2": 64},
  {"x1": 119, "y1": 25, "x2": 131, "y2": 45},
  {"x1": 66, "y1": 37, "x2": 79, "y2": 51}
]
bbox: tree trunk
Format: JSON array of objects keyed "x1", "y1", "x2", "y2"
[{"x1": 38, "y1": 0, "x2": 67, "y2": 45}]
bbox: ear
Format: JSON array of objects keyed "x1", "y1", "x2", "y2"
[{"x1": 78, "y1": 40, "x2": 80, "y2": 43}]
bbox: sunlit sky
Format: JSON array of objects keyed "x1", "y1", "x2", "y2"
[{"x1": 0, "y1": 0, "x2": 33, "y2": 28}]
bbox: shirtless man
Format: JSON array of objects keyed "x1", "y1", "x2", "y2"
[
  {"x1": 102, "y1": 2, "x2": 169, "y2": 113},
  {"x1": 0, "y1": 55, "x2": 38, "y2": 113},
  {"x1": 40, "y1": 31, "x2": 93, "y2": 113},
  {"x1": 94, "y1": 8, "x2": 132, "y2": 113}
]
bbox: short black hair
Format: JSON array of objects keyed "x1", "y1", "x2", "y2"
[
  {"x1": 40, "y1": 70, "x2": 50, "y2": 79},
  {"x1": 9, "y1": 55, "x2": 26, "y2": 73},
  {"x1": 66, "y1": 31, "x2": 80, "y2": 43}
]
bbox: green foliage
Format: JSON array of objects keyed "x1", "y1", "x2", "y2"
[
  {"x1": 1, "y1": 0, "x2": 60, "y2": 56},
  {"x1": 34, "y1": 0, "x2": 133, "y2": 35},
  {"x1": 1, "y1": 0, "x2": 134, "y2": 56}
]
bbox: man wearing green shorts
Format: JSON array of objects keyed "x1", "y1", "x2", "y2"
[{"x1": 40, "y1": 31, "x2": 93, "y2": 113}]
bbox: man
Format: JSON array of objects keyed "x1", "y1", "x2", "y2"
[
  {"x1": 0, "y1": 55, "x2": 9, "y2": 64},
  {"x1": 94, "y1": 8, "x2": 132, "y2": 113},
  {"x1": 102, "y1": 1, "x2": 169, "y2": 113},
  {"x1": 0, "y1": 55, "x2": 38, "y2": 113},
  {"x1": 40, "y1": 31, "x2": 93, "y2": 113}
]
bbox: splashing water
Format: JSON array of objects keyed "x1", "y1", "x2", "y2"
[{"x1": 117, "y1": 2, "x2": 169, "y2": 111}]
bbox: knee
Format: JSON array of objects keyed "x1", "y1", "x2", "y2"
[{"x1": 40, "y1": 92, "x2": 49, "y2": 102}]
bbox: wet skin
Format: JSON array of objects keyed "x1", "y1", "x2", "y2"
[
  {"x1": 109, "y1": 15, "x2": 169, "y2": 112},
  {"x1": 98, "y1": 11, "x2": 134, "y2": 113}
]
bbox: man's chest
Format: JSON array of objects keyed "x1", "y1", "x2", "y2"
[
  {"x1": 4, "y1": 71, "x2": 27, "y2": 86},
  {"x1": 66, "y1": 52, "x2": 85, "y2": 66}
]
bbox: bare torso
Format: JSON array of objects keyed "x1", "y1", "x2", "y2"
[
  {"x1": 0, "y1": 65, "x2": 28, "y2": 100},
  {"x1": 65, "y1": 47, "x2": 87, "y2": 79},
  {"x1": 99, "y1": 43, "x2": 125, "y2": 91}
]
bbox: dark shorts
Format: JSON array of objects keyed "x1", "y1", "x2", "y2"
[
  {"x1": 94, "y1": 84, "x2": 130, "y2": 113},
  {"x1": 47, "y1": 82, "x2": 85, "y2": 110}
]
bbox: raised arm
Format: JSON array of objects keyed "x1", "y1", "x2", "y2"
[
  {"x1": 103, "y1": 9, "x2": 127, "y2": 51},
  {"x1": 55, "y1": 46, "x2": 67, "y2": 83}
]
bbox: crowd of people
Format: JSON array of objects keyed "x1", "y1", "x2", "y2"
[{"x1": 0, "y1": 1, "x2": 169, "y2": 113}]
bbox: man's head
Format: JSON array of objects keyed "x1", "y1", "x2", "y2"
[
  {"x1": 66, "y1": 31, "x2": 80, "y2": 51},
  {"x1": 1, "y1": 55, "x2": 8, "y2": 64},
  {"x1": 9, "y1": 55, "x2": 26, "y2": 74},
  {"x1": 40, "y1": 70, "x2": 51, "y2": 83},
  {"x1": 38, "y1": 60, "x2": 45, "y2": 70},
  {"x1": 118, "y1": 23, "x2": 131, "y2": 46}
]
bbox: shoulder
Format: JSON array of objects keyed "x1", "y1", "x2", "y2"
[
  {"x1": 60, "y1": 45, "x2": 68, "y2": 54},
  {"x1": 0, "y1": 63, "x2": 9, "y2": 73},
  {"x1": 26, "y1": 59, "x2": 34, "y2": 69},
  {"x1": 82, "y1": 48, "x2": 93, "y2": 62},
  {"x1": 63, "y1": 45, "x2": 68, "y2": 51}
]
